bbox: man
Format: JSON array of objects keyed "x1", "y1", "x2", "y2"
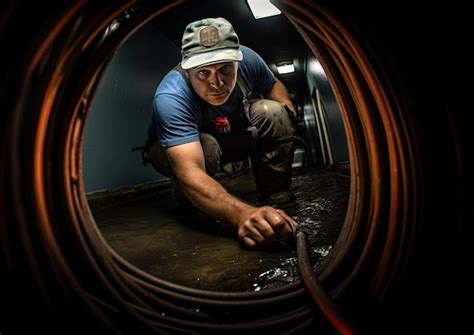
[{"x1": 146, "y1": 17, "x2": 298, "y2": 249}]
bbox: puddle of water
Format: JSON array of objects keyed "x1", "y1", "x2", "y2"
[{"x1": 94, "y1": 169, "x2": 350, "y2": 292}]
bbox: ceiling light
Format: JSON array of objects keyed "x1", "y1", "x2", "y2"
[
  {"x1": 276, "y1": 61, "x2": 295, "y2": 74},
  {"x1": 247, "y1": 0, "x2": 281, "y2": 19}
]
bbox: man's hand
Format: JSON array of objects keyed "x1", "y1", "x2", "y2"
[{"x1": 236, "y1": 206, "x2": 299, "y2": 249}]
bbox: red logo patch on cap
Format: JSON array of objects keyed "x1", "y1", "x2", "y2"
[{"x1": 200, "y1": 26, "x2": 219, "y2": 47}]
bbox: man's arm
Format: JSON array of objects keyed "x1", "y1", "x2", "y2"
[
  {"x1": 265, "y1": 78, "x2": 297, "y2": 118},
  {"x1": 166, "y1": 141, "x2": 297, "y2": 249}
]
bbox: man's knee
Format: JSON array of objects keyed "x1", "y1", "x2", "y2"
[
  {"x1": 148, "y1": 134, "x2": 221, "y2": 177},
  {"x1": 250, "y1": 99, "x2": 282, "y2": 120},
  {"x1": 148, "y1": 142, "x2": 170, "y2": 176},
  {"x1": 200, "y1": 133, "x2": 221, "y2": 176},
  {"x1": 250, "y1": 99, "x2": 295, "y2": 139}
]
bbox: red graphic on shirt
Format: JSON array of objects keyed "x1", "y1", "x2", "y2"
[{"x1": 214, "y1": 116, "x2": 231, "y2": 133}]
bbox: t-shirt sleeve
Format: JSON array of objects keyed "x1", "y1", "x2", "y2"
[
  {"x1": 152, "y1": 93, "x2": 201, "y2": 148},
  {"x1": 241, "y1": 46, "x2": 276, "y2": 96}
]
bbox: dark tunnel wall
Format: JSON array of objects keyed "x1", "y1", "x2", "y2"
[
  {"x1": 303, "y1": 49, "x2": 349, "y2": 169},
  {"x1": 327, "y1": 2, "x2": 472, "y2": 333},
  {"x1": 83, "y1": 23, "x2": 178, "y2": 193},
  {"x1": 0, "y1": 0, "x2": 472, "y2": 334}
]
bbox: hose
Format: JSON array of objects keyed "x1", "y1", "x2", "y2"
[{"x1": 296, "y1": 231, "x2": 357, "y2": 334}]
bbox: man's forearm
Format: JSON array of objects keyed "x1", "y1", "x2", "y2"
[
  {"x1": 178, "y1": 168, "x2": 254, "y2": 225},
  {"x1": 265, "y1": 79, "x2": 296, "y2": 116}
]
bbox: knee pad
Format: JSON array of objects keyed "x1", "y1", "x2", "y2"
[
  {"x1": 249, "y1": 99, "x2": 294, "y2": 136},
  {"x1": 250, "y1": 99, "x2": 284, "y2": 117}
]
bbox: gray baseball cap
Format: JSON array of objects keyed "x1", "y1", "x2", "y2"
[{"x1": 181, "y1": 17, "x2": 243, "y2": 70}]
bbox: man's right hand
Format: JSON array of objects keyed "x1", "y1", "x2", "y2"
[{"x1": 236, "y1": 205, "x2": 299, "y2": 249}]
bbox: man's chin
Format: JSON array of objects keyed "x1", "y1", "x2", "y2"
[{"x1": 207, "y1": 94, "x2": 230, "y2": 106}]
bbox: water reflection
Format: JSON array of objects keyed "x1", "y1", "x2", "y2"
[{"x1": 92, "y1": 168, "x2": 349, "y2": 292}]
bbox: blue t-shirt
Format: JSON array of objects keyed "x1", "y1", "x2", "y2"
[{"x1": 148, "y1": 46, "x2": 276, "y2": 148}]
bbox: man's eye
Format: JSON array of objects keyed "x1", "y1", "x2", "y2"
[
  {"x1": 198, "y1": 70, "x2": 208, "y2": 76},
  {"x1": 221, "y1": 65, "x2": 231, "y2": 74}
]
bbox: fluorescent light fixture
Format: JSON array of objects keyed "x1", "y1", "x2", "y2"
[
  {"x1": 247, "y1": 0, "x2": 281, "y2": 19},
  {"x1": 276, "y1": 61, "x2": 295, "y2": 74}
]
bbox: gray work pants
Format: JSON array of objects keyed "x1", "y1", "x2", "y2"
[{"x1": 148, "y1": 99, "x2": 295, "y2": 197}]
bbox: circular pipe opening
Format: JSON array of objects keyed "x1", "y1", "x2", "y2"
[{"x1": 2, "y1": 0, "x2": 469, "y2": 333}]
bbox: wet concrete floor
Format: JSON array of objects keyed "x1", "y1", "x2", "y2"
[{"x1": 92, "y1": 167, "x2": 350, "y2": 292}]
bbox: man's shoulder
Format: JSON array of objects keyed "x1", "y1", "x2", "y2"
[
  {"x1": 155, "y1": 69, "x2": 196, "y2": 102},
  {"x1": 240, "y1": 45, "x2": 258, "y2": 61},
  {"x1": 238, "y1": 45, "x2": 275, "y2": 94},
  {"x1": 154, "y1": 70, "x2": 199, "y2": 116},
  {"x1": 239, "y1": 45, "x2": 267, "y2": 70},
  {"x1": 156, "y1": 69, "x2": 188, "y2": 95}
]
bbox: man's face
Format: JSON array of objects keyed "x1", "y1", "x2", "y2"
[{"x1": 187, "y1": 62, "x2": 238, "y2": 106}]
